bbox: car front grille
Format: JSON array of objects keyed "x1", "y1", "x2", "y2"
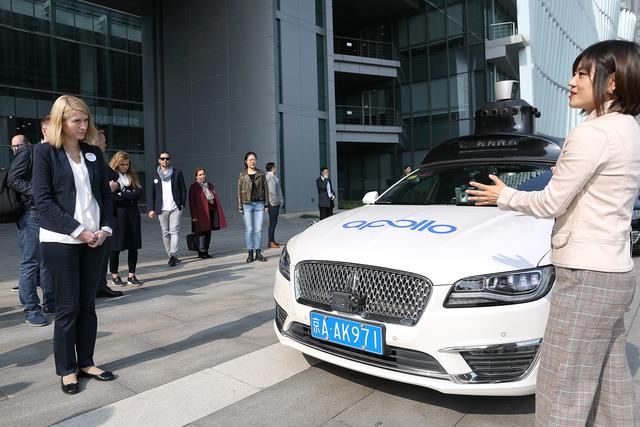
[
  {"x1": 285, "y1": 322, "x2": 448, "y2": 379},
  {"x1": 458, "y1": 341, "x2": 540, "y2": 383},
  {"x1": 294, "y1": 262, "x2": 432, "y2": 325}
]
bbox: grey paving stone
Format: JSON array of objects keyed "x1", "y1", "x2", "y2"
[
  {"x1": 190, "y1": 364, "x2": 380, "y2": 427},
  {"x1": 0, "y1": 378, "x2": 135, "y2": 427}
]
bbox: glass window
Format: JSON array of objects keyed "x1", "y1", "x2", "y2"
[
  {"x1": 55, "y1": 0, "x2": 76, "y2": 39},
  {"x1": 429, "y1": 78, "x2": 448, "y2": 114},
  {"x1": 316, "y1": 34, "x2": 326, "y2": 111},
  {"x1": 315, "y1": 0, "x2": 323, "y2": 27},
  {"x1": 446, "y1": 2, "x2": 464, "y2": 38},
  {"x1": 11, "y1": 0, "x2": 35, "y2": 31},
  {"x1": 319, "y1": 118, "x2": 327, "y2": 168},
  {"x1": 410, "y1": 50, "x2": 427, "y2": 82},
  {"x1": 450, "y1": 73, "x2": 469, "y2": 118},
  {"x1": 55, "y1": 39, "x2": 79, "y2": 93},
  {"x1": 398, "y1": 18, "x2": 408, "y2": 50},
  {"x1": 111, "y1": 51, "x2": 129, "y2": 100},
  {"x1": 377, "y1": 164, "x2": 552, "y2": 206},
  {"x1": 0, "y1": 0, "x2": 12, "y2": 25},
  {"x1": 34, "y1": 0, "x2": 52, "y2": 33},
  {"x1": 467, "y1": 0, "x2": 484, "y2": 44},
  {"x1": 409, "y1": 14, "x2": 426, "y2": 46},
  {"x1": 411, "y1": 81, "x2": 428, "y2": 114},
  {"x1": 431, "y1": 121, "x2": 450, "y2": 147},
  {"x1": 449, "y1": 48, "x2": 468, "y2": 75},
  {"x1": 429, "y1": 50, "x2": 447, "y2": 79},
  {"x1": 427, "y1": 4, "x2": 445, "y2": 42},
  {"x1": 413, "y1": 122, "x2": 429, "y2": 149}
]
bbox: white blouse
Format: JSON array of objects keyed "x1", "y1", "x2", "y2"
[{"x1": 40, "y1": 152, "x2": 112, "y2": 244}]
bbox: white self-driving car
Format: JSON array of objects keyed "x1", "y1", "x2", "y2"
[{"x1": 274, "y1": 98, "x2": 563, "y2": 396}]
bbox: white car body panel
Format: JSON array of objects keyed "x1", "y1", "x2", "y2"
[{"x1": 274, "y1": 203, "x2": 555, "y2": 396}]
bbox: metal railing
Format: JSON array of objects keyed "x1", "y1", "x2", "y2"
[
  {"x1": 488, "y1": 22, "x2": 516, "y2": 40},
  {"x1": 334, "y1": 36, "x2": 393, "y2": 60},
  {"x1": 336, "y1": 105, "x2": 397, "y2": 126}
]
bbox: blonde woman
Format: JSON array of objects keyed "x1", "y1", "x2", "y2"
[
  {"x1": 32, "y1": 95, "x2": 116, "y2": 394},
  {"x1": 109, "y1": 151, "x2": 143, "y2": 286}
]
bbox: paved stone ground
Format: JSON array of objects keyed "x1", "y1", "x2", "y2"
[{"x1": 0, "y1": 212, "x2": 639, "y2": 426}]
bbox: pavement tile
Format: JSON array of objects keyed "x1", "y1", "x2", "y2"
[{"x1": 190, "y1": 364, "x2": 380, "y2": 427}]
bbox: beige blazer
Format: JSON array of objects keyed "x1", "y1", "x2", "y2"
[{"x1": 498, "y1": 108, "x2": 640, "y2": 272}]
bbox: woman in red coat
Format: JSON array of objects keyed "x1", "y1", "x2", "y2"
[{"x1": 188, "y1": 167, "x2": 227, "y2": 258}]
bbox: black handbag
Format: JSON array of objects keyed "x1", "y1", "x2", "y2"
[{"x1": 186, "y1": 233, "x2": 206, "y2": 252}]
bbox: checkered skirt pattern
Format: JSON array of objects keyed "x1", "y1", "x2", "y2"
[{"x1": 535, "y1": 267, "x2": 636, "y2": 426}]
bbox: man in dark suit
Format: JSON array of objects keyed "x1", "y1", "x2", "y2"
[
  {"x1": 316, "y1": 166, "x2": 335, "y2": 220},
  {"x1": 8, "y1": 134, "x2": 54, "y2": 325},
  {"x1": 148, "y1": 151, "x2": 186, "y2": 266}
]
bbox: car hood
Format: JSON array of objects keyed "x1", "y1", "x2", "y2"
[{"x1": 288, "y1": 205, "x2": 553, "y2": 285}]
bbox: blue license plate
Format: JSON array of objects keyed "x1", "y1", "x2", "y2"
[{"x1": 310, "y1": 312, "x2": 384, "y2": 355}]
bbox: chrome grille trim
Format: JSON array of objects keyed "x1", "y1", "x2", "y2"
[{"x1": 294, "y1": 261, "x2": 432, "y2": 325}]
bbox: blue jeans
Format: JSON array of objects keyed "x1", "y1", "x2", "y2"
[
  {"x1": 243, "y1": 202, "x2": 264, "y2": 250},
  {"x1": 17, "y1": 209, "x2": 54, "y2": 313}
]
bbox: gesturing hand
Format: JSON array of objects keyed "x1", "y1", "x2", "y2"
[{"x1": 465, "y1": 175, "x2": 506, "y2": 206}]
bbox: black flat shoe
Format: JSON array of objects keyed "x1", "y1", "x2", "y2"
[
  {"x1": 60, "y1": 377, "x2": 79, "y2": 395},
  {"x1": 79, "y1": 369, "x2": 115, "y2": 381}
]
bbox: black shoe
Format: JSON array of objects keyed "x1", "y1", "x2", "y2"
[
  {"x1": 199, "y1": 252, "x2": 212, "y2": 259},
  {"x1": 255, "y1": 250, "x2": 267, "y2": 262},
  {"x1": 127, "y1": 275, "x2": 143, "y2": 286},
  {"x1": 168, "y1": 256, "x2": 177, "y2": 267},
  {"x1": 246, "y1": 250, "x2": 254, "y2": 263},
  {"x1": 11, "y1": 286, "x2": 19, "y2": 292},
  {"x1": 79, "y1": 369, "x2": 115, "y2": 381},
  {"x1": 60, "y1": 376, "x2": 79, "y2": 395},
  {"x1": 42, "y1": 305, "x2": 55, "y2": 315},
  {"x1": 111, "y1": 276, "x2": 125, "y2": 287},
  {"x1": 96, "y1": 287, "x2": 123, "y2": 298}
]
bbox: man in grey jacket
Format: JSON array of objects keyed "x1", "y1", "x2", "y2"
[{"x1": 265, "y1": 162, "x2": 284, "y2": 249}]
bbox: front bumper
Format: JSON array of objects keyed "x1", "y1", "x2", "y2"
[{"x1": 274, "y1": 269, "x2": 550, "y2": 396}]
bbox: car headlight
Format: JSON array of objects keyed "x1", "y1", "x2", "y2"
[
  {"x1": 279, "y1": 246, "x2": 290, "y2": 280},
  {"x1": 444, "y1": 266, "x2": 555, "y2": 308}
]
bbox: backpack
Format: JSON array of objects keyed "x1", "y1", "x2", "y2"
[{"x1": 0, "y1": 168, "x2": 24, "y2": 223}]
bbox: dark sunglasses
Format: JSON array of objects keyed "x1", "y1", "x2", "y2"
[{"x1": 159, "y1": 157, "x2": 170, "y2": 161}]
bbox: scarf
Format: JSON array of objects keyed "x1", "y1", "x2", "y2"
[
  {"x1": 199, "y1": 181, "x2": 215, "y2": 203},
  {"x1": 117, "y1": 172, "x2": 131, "y2": 189},
  {"x1": 157, "y1": 166, "x2": 173, "y2": 182}
]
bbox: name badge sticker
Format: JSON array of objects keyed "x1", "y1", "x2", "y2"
[
  {"x1": 85, "y1": 152, "x2": 97, "y2": 162},
  {"x1": 154, "y1": 178, "x2": 159, "y2": 184}
]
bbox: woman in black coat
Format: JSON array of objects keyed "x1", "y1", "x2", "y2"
[{"x1": 108, "y1": 151, "x2": 143, "y2": 286}]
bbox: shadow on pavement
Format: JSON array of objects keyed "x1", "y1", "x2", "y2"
[
  {"x1": 103, "y1": 309, "x2": 273, "y2": 372},
  {"x1": 313, "y1": 361, "x2": 534, "y2": 415}
]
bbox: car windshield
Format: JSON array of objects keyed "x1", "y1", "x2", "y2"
[{"x1": 376, "y1": 163, "x2": 553, "y2": 206}]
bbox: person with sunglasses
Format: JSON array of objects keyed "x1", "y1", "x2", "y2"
[
  {"x1": 8, "y1": 134, "x2": 55, "y2": 325},
  {"x1": 148, "y1": 151, "x2": 186, "y2": 267}
]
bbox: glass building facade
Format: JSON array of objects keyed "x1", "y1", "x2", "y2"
[
  {"x1": 337, "y1": 0, "x2": 488, "y2": 201},
  {"x1": 0, "y1": 0, "x2": 144, "y2": 189}
]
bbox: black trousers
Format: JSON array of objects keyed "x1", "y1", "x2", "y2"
[
  {"x1": 319, "y1": 206, "x2": 333, "y2": 220},
  {"x1": 110, "y1": 249, "x2": 138, "y2": 274},
  {"x1": 40, "y1": 242, "x2": 105, "y2": 376},
  {"x1": 268, "y1": 204, "x2": 280, "y2": 244},
  {"x1": 97, "y1": 236, "x2": 111, "y2": 293}
]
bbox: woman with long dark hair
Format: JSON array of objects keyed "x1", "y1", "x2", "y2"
[
  {"x1": 108, "y1": 151, "x2": 143, "y2": 286},
  {"x1": 237, "y1": 152, "x2": 269, "y2": 263},
  {"x1": 188, "y1": 167, "x2": 227, "y2": 258},
  {"x1": 467, "y1": 40, "x2": 640, "y2": 426},
  {"x1": 32, "y1": 95, "x2": 116, "y2": 394}
]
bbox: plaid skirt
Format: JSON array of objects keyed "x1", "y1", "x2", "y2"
[{"x1": 535, "y1": 267, "x2": 637, "y2": 426}]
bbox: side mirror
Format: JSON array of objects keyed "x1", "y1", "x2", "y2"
[{"x1": 362, "y1": 191, "x2": 379, "y2": 205}]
